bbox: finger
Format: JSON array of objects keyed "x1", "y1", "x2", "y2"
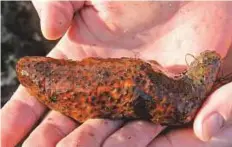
[
  {"x1": 60, "y1": 17, "x2": 101, "y2": 60},
  {"x1": 22, "y1": 111, "x2": 78, "y2": 147},
  {"x1": 0, "y1": 86, "x2": 47, "y2": 147},
  {"x1": 103, "y1": 120, "x2": 165, "y2": 147},
  {"x1": 149, "y1": 127, "x2": 232, "y2": 147},
  {"x1": 148, "y1": 128, "x2": 205, "y2": 147},
  {"x1": 79, "y1": 5, "x2": 117, "y2": 43},
  {"x1": 194, "y1": 82, "x2": 232, "y2": 141},
  {"x1": 57, "y1": 119, "x2": 123, "y2": 147},
  {"x1": 31, "y1": 1, "x2": 84, "y2": 40},
  {"x1": 0, "y1": 45, "x2": 68, "y2": 147},
  {"x1": 67, "y1": 14, "x2": 133, "y2": 59}
]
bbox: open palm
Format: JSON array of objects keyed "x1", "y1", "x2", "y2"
[{"x1": 1, "y1": 1, "x2": 232, "y2": 147}]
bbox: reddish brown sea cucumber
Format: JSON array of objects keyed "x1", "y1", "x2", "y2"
[{"x1": 16, "y1": 50, "x2": 222, "y2": 126}]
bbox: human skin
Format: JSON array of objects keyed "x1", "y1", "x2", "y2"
[{"x1": 1, "y1": 1, "x2": 232, "y2": 147}]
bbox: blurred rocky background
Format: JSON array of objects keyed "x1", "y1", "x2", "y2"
[{"x1": 1, "y1": 1, "x2": 57, "y2": 107}]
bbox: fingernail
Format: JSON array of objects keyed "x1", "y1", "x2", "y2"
[{"x1": 202, "y1": 112, "x2": 224, "y2": 141}]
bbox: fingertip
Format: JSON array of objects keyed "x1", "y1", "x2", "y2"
[
  {"x1": 193, "y1": 96, "x2": 217, "y2": 142},
  {"x1": 40, "y1": 8, "x2": 71, "y2": 40},
  {"x1": 40, "y1": 3, "x2": 73, "y2": 40},
  {"x1": 194, "y1": 83, "x2": 232, "y2": 142}
]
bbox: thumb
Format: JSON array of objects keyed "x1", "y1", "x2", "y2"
[
  {"x1": 194, "y1": 82, "x2": 232, "y2": 142},
  {"x1": 31, "y1": 1, "x2": 84, "y2": 40}
]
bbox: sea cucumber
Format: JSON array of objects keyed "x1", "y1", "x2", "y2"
[{"x1": 16, "y1": 50, "x2": 222, "y2": 126}]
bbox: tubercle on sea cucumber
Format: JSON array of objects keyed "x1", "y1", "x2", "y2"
[{"x1": 16, "y1": 50, "x2": 222, "y2": 126}]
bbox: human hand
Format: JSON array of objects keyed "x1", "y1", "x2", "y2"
[{"x1": 1, "y1": 1, "x2": 232, "y2": 147}]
